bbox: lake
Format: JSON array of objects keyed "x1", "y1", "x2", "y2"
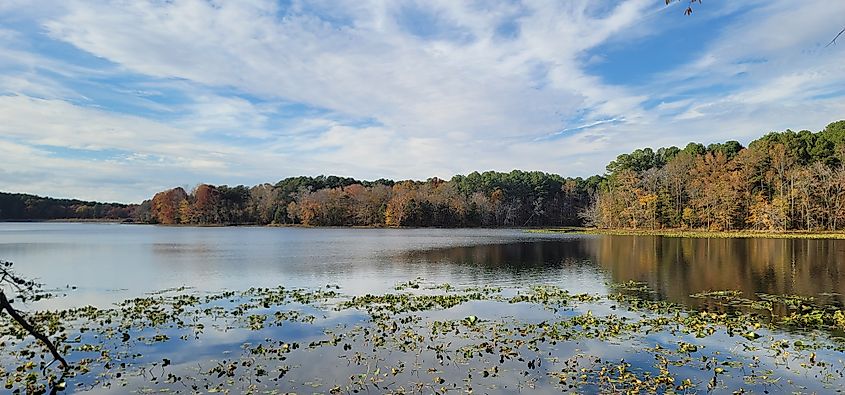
[
  {"x1": 3, "y1": 223, "x2": 843, "y2": 309},
  {"x1": 2, "y1": 223, "x2": 845, "y2": 393},
  {"x1": 1, "y1": 223, "x2": 604, "y2": 308}
]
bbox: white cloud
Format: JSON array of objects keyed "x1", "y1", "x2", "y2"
[
  {"x1": 37, "y1": 0, "x2": 657, "y2": 139},
  {"x1": 0, "y1": 0, "x2": 843, "y2": 202}
]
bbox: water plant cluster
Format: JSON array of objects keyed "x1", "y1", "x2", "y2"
[{"x1": 1, "y1": 279, "x2": 844, "y2": 394}]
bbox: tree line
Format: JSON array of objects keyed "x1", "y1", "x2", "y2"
[
  {"x1": 0, "y1": 192, "x2": 134, "y2": 221},
  {"x1": 584, "y1": 120, "x2": 845, "y2": 231},
  {"x1": 138, "y1": 172, "x2": 601, "y2": 227},
  {"x1": 4, "y1": 120, "x2": 844, "y2": 230}
]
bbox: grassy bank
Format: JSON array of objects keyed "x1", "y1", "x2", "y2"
[{"x1": 528, "y1": 227, "x2": 845, "y2": 239}]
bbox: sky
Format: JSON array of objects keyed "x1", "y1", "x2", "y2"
[{"x1": 1, "y1": 0, "x2": 844, "y2": 203}]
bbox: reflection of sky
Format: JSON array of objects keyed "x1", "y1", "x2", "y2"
[
  {"x1": 3, "y1": 223, "x2": 843, "y2": 392},
  {"x1": 1, "y1": 223, "x2": 600, "y2": 309},
  {"x1": 4, "y1": 223, "x2": 845, "y2": 313},
  {"x1": 49, "y1": 294, "x2": 842, "y2": 394},
  {"x1": 0, "y1": 223, "x2": 842, "y2": 393}
]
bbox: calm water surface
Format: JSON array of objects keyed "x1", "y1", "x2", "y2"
[
  {"x1": 2, "y1": 222, "x2": 843, "y2": 309},
  {"x1": 3, "y1": 223, "x2": 845, "y2": 393}
]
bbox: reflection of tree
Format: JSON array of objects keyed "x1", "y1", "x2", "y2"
[
  {"x1": 396, "y1": 237, "x2": 844, "y2": 312},
  {"x1": 400, "y1": 241, "x2": 591, "y2": 271},
  {"x1": 587, "y1": 236, "x2": 845, "y2": 306}
]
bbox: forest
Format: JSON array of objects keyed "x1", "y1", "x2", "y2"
[
  {"x1": 3, "y1": 120, "x2": 844, "y2": 231},
  {"x1": 0, "y1": 192, "x2": 134, "y2": 221},
  {"x1": 585, "y1": 120, "x2": 845, "y2": 231},
  {"x1": 136, "y1": 172, "x2": 601, "y2": 227}
]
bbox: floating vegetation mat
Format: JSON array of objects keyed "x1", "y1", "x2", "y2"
[{"x1": 2, "y1": 280, "x2": 845, "y2": 394}]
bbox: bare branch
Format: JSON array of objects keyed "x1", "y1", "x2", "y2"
[
  {"x1": 667, "y1": 1, "x2": 843, "y2": 50},
  {"x1": 665, "y1": 0, "x2": 701, "y2": 15},
  {"x1": 0, "y1": 291, "x2": 69, "y2": 370},
  {"x1": 0, "y1": 260, "x2": 70, "y2": 373},
  {"x1": 826, "y1": 26, "x2": 845, "y2": 47}
]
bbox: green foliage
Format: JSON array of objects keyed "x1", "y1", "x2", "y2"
[
  {"x1": 706, "y1": 140, "x2": 743, "y2": 159},
  {"x1": 0, "y1": 192, "x2": 134, "y2": 221},
  {"x1": 606, "y1": 147, "x2": 662, "y2": 174},
  {"x1": 143, "y1": 170, "x2": 597, "y2": 228},
  {"x1": 588, "y1": 119, "x2": 845, "y2": 232},
  {"x1": 682, "y1": 142, "x2": 705, "y2": 156},
  {"x1": 7, "y1": 119, "x2": 845, "y2": 231}
]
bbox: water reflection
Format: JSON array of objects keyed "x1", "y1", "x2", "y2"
[
  {"x1": 396, "y1": 240, "x2": 608, "y2": 294},
  {"x1": 1, "y1": 223, "x2": 570, "y2": 307},
  {"x1": 4, "y1": 224, "x2": 845, "y2": 393},
  {"x1": 590, "y1": 236, "x2": 845, "y2": 306},
  {"x1": 401, "y1": 240, "x2": 592, "y2": 269},
  {"x1": 2, "y1": 223, "x2": 845, "y2": 312},
  {"x1": 403, "y1": 235, "x2": 845, "y2": 308}
]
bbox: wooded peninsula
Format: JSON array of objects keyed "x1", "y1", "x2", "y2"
[{"x1": 3, "y1": 120, "x2": 844, "y2": 231}]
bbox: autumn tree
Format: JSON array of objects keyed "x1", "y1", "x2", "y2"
[
  {"x1": 150, "y1": 187, "x2": 188, "y2": 224},
  {"x1": 136, "y1": 120, "x2": 845, "y2": 231},
  {"x1": 189, "y1": 184, "x2": 218, "y2": 224},
  {"x1": 247, "y1": 183, "x2": 279, "y2": 224}
]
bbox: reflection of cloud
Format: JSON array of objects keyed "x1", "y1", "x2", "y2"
[
  {"x1": 7, "y1": 225, "x2": 607, "y2": 306},
  {"x1": 12, "y1": 225, "x2": 845, "y2": 314}
]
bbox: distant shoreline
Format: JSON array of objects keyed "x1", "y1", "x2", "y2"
[
  {"x1": 0, "y1": 221, "x2": 540, "y2": 231},
  {"x1": 0, "y1": 218, "x2": 132, "y2": 223},
  {"x1": 529, "y1": 227, "x2": 845, "y2": 240},
  {"x1": 6, "y1": 221, "x2": 845, "y2": 239}
]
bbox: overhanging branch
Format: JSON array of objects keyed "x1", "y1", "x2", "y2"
[
  {"x1": 827, "y1": 26, "x2": 845, "y2": 47},
  {"x1": 0, "y1": 291, "x2": 69, "y2": 370}
]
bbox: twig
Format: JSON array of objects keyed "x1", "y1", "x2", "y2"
[
  {"x1": 826, "y1": 26, "x2": 845, "y2": 47},
  {"x1": 0, "y1": 291, "x2": 69, "y2": 370}
]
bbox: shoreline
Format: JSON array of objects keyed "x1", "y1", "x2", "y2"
[
  {"x1": 5, "y1": 221, "x2": 845, "y2": 239},
  {"x1": 0, "y1": 218, "x2": 132, "y2": 223},
  {"x1": 530, "y1": 227, "x2": 845, "y2": 240},
  {"x1": 0, "y1": 221, "x2": 530, "y2": 230}
]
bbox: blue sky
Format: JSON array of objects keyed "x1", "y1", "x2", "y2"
[{"x1": 1, "y1": 0, "x2": 843, "y2": 202}]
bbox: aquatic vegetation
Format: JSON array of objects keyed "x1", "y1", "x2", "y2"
[{"x1": 1, "y1": 280, "x2": 845, "y2": 394}]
